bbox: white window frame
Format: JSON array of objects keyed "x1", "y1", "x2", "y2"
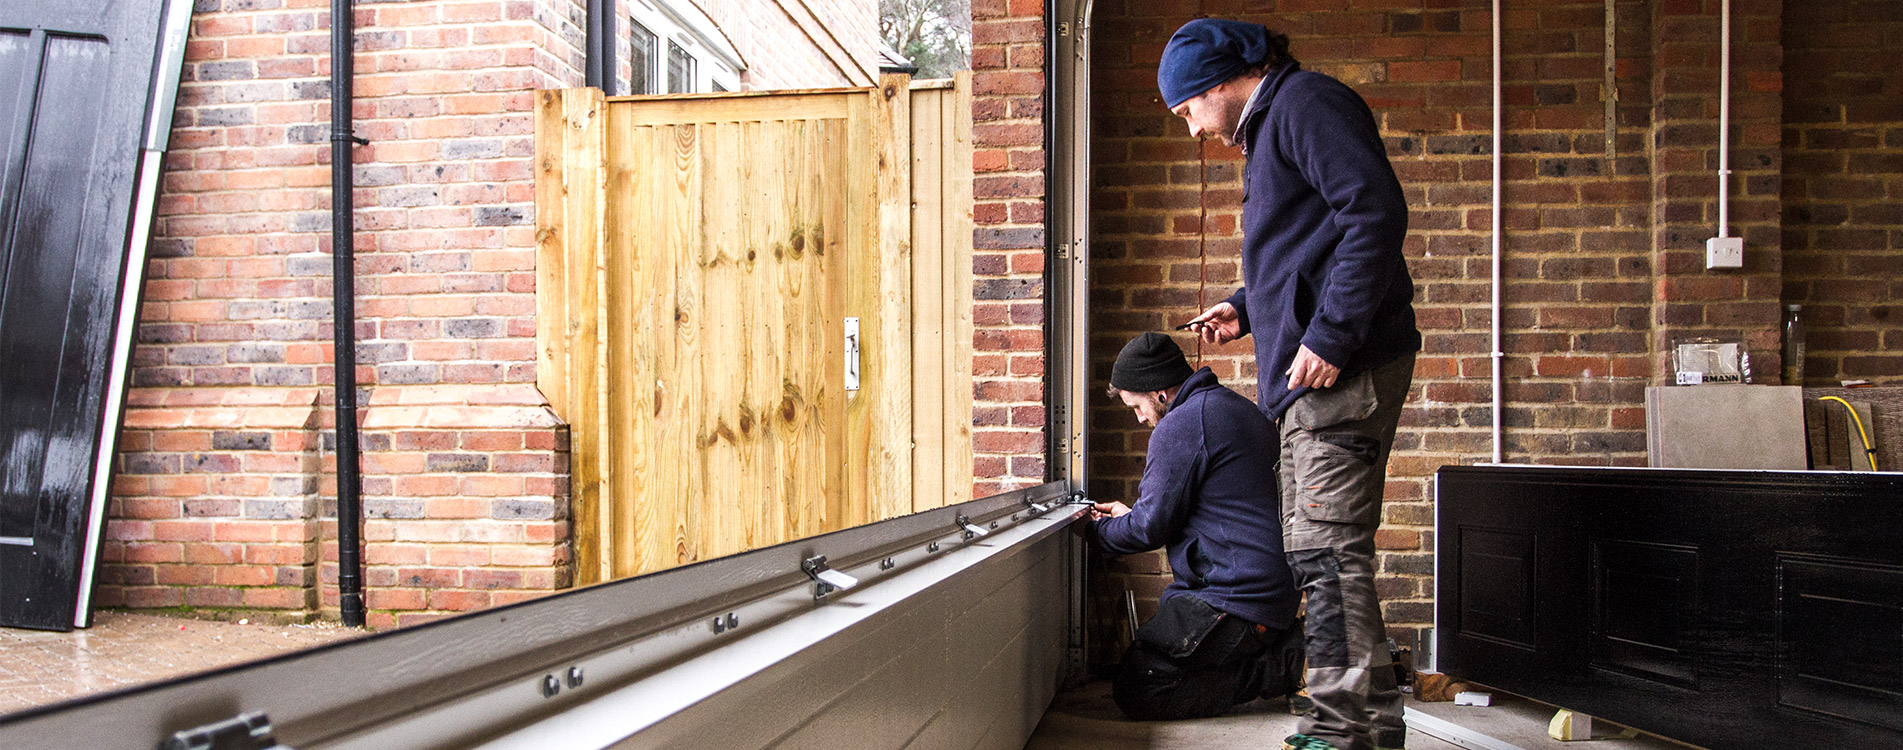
[{"x1": 629, "y1": 0, "x2": 743, "y2": 93}]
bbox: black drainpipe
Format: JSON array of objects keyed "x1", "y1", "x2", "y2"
[{"x1": 330, "y1": 0, "x2": 367, "y2": 628}]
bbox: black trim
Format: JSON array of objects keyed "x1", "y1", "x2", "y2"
[
  {"x1": 330, "y1": 0, "x2": 366, "y2": 627},
  {"x1": 585, "y1": 0, "x2": 616, "y2": 94}
]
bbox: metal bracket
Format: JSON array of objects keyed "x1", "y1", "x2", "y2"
[
  {"x1": 161, "y1": 712, "x2": 288, "y2": 750},
  {"x1": 329, "y1": 128, "x2": 369, "y2": 146},
  {"x1": 800, "y1": 555, "x2": 858, "y2": 599},
  {"x1": 956, "y1": 515, "x2": 989, "y2": 540}
]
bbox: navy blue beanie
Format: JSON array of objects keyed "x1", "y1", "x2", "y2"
[{"x1": 1158, "y1": 19, "x2": 1275, "y2": 108}]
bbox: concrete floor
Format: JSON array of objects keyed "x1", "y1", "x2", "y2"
[
  {"x1": 0, "y1": 611, "x2": 361, "y2": 715},
  {"x1": 1025, "y1": 680, "x2": 1696, "y2": 750},
  {"x1": 1025, "y1": 680, "x2": 1463, "y2": 750}
]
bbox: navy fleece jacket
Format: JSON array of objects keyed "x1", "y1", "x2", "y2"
[
  {"x1": 1090, "y1": 368, "x2": 1297, "y2": 629},
  {"x1": 1223, "y1": 64, "x2": 1421, "y2": 421}
]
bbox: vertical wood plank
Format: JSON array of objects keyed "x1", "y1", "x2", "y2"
[
  {"x1": 781, "y1": 117, "x2": 822, "y2": 544},
  {"x1": 909, "y1": 84, "x2": 947, "y2": 515},
  {"x1": 814, "y1": 116, "x2": 848, "y2": 540},
  {"x1": 842, "y1": 91, "x2": 874, "y2": 531},
  {"x1": 872, "y1": 74, "x2": 914, "y2": 523},
  {"x1": 537, "y1": 88, "x2": 609, "y2": 586},
  {"x1": 696, "y1": 120, "x2": 740, "y2": 562},
  {"x1": 579, "y1": 89, "x2": 612, "y2": 586},
  {"x1": 606, "y1": 101, "x2": 643, "y2": 577},
  {"x1": 534, "y1": 90, "x2": 570, "y2": 425},
  {"x1": 657, "y1": 120, "x2": 703, "y2": 571},
  {"x1": 945, "y1": 70, "x2": 975, "y2": 508}
]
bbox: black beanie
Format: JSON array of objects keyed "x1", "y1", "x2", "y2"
[{"x1": 1111, "y1": 332, "x2": 1194, "y2": 393}]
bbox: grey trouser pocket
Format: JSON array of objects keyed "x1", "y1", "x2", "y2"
[{"x1": 1282, "y1": 368, "x2": 1388, "y2": 527}]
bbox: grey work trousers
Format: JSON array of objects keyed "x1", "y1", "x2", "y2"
[{"x1": 1278, "y1": 353, "x2": 1414, "y2": 750}]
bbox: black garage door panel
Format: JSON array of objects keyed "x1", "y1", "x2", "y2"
[
  {"x1": 1, "y1": 0, "x2": 166, "y2": 631},
  {"x1": 1436, "y1": 466, "x2": 1903, "y2": 749}
]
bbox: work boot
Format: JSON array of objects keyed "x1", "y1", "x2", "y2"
[
  {"x1": 1281, "y1": 734, "x2": 1338, "y2": 750},
  {"x1": 1287, "y1": 688, "x2": 1314, "y2": 716}
]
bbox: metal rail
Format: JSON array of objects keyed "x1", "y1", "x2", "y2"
[{"x1": 0, "y1": 482, "x2": 1084, "y2": 750}]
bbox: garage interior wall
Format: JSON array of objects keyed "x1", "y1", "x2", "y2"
[{"x1": 1076, "y1": 0, "x2": 1901, "y2": 655}]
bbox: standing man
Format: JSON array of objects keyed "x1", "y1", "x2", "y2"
[
  {"x1": 1090, "y1": 332, "x2": 1305, "y2": 722},
  {"x1": 1160, "y1": 19, "x2": 1421, "y2": 750}
]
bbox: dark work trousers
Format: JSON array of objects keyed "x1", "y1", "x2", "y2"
[
  {"x1": 1280, "y1": 353, "x2": 1415, "y2": 750},
  {"x1": 1112, "y1": 593, "x2": 1306, "y2": 722}
]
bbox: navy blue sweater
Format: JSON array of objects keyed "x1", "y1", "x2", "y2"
[
  {"x1": 1090, "y1": 368, "x2": 1297, "y2": 629},
  {"x1": 1223, "y1": 64, "x2": 1420, "y2": 420}
]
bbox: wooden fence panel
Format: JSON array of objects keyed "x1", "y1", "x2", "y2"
[{"x1": 538, "y1": 77, "x2": 972, "y2": 582}]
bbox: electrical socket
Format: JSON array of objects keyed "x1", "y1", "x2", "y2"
[{"x1": 1705, "y1": 236, "x2": 1744, "y2": 269}]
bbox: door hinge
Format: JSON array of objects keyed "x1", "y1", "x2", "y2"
[{"x1": 162, "y1": 711, "x2": 290, "y2": 750}]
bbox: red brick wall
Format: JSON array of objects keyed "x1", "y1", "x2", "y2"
[
  {"x1": 969, "y1": 0, "x2": 1049, "y2": 494},
  {"x1": 1088, "y1": 0, "x2": 1787, "y2": 653},
  {"x1": 103, "y1": 0, "x2": 588, "y2": 626},
  {"x1": 1780, "y1": 0, "x2": 1903, "y2": 383}
]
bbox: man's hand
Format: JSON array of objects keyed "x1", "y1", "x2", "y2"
[
  {"x1": 1184, "y1": 302, "x2": 1242, "y2": 344},
  {"x1": 1286, "y1": 345, "x2": 1340, "y2": 389},
  {"x1": 1090, "y1": 501, "x2": 1132, "y2": 520}
]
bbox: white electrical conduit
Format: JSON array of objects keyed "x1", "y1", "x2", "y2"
[
  {"x1": 1490, "y1": 0, "x2": 1504, "y2": 464},
  {"x1": 1718, "y1": 0, "x2": 1731, "y2": 237}
]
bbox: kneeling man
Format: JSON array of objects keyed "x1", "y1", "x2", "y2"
[{"x1": 1090, "y1": 331, "x2": 1305, "y2": 720}]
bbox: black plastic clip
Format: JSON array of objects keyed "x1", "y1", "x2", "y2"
[{"x1": 162, "y1": 711, "x2": 288, "y2": 750}]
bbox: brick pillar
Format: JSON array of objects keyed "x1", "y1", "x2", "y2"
[
  {"x1": 1649, "y1": 0, "x2": 1784, "y2": 380},
  {"x1": 969, "y1": 0, "x2": 1049, "y2": 496},
  {"x1": 102, "y1": 389, "x2": 322, "y2": 618},
  {"x1": 348, "y1": 385, "x2": 570, "y2": 628}
]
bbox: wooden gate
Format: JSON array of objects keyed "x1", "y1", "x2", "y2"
[{"x1": 536, "y1": 75, "x2": 973, "y2": 583}]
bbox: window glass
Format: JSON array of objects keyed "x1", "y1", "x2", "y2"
[
  {"x1": 629, "y1": 19, "x2": 657, "y2": 95},
  {"x1": 667, "y1": 41, "x2": 696, "y2": 94}
]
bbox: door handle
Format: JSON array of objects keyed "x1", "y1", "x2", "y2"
[{"x1": 845, "y1": 317, "x2": 860, "y2": 392}]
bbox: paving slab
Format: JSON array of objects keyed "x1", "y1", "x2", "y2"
[{"x1": 0, "y1": 611, "x2": 362, "y2": 715}]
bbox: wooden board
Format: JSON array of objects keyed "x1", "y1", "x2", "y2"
[
  {"x1": 907, "y1": 73, "x2": 975, "y2": 514},
  {"x1": 539, "y1": 78, "x2": 975, "y2": 578},
  {"x1": 534, "y1": 88, "x2": 608, "y2": 584}
]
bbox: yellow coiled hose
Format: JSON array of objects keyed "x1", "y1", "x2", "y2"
[{"x1": 1818, "y1": 395, "x2": 1879, "y2": 472}]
